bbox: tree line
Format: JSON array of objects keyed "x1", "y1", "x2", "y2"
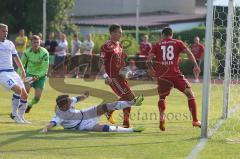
[{"x1": 0, "y1": 0, "x2": 77, "y2": 34}]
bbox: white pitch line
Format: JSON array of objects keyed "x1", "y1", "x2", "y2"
[
  {"x1": 186, "y1": 138, "x2": 208, "y2": 159},
  {"x1": 186, "y1": 105, "x2": 240, "y2": 159}
]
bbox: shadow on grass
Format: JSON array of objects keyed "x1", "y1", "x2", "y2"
[
  {"x1": 0, "y1": 113, "x2": 11, "y2": 116},
  {"x1": 0, "y1": 130, "x2": 199, "y2": 153},
  {"x1": 0, "y1": 127, "x2": 199, "y2": 151}
]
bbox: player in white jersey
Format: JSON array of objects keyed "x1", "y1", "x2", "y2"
[
  {"x1": 42, "y1": 91, "x2": 145, "y2": 133},
  {"x1": 0, "y1": 23, "x2": 29, "y2": 123}
]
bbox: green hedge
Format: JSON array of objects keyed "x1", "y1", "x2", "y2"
[{"x1": 179, "y1": 57, "x2": 204, "y2": 76}]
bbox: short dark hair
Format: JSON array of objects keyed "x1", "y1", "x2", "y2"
[
  {"x1": 56, "y1": 94, "x2": 69, "y2": 107},
  {"x1": 109, "y1": 24, "x2": 121, "y2": 33},
  {"x1": 31, "y1": 35, "x2": 40, "y2": 41},
  {"x1": 162, "y1": 27, "x2": 173, "y2": 36}
]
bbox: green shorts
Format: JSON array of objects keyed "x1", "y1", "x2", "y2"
[
  {"x1": 49, "y1": 55, "x2": 55, "y2": 65},
  {"x1": 26, "y1": 73, "x2": 47, "y2": 89}
]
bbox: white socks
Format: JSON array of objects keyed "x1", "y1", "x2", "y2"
[
  {"x1": 109, "y1": 125, "x2": 133, "y2": 132},
  {"x1": 18, "y1": 99, "x2": 28, "y2": 121},
  {"x1": 12, "y1": 94, "x2": 20, "y2": 116},
  {"x1": 107, "y1": 101, "x2": 134, "y2": 111}
]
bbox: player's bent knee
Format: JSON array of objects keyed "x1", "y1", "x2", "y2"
[
  {"x1": 21, "y1": 94, "x2": 28, "y2": 100},
  {"x1": 101, "y1": 104, "x2": 108, "y2": 112},
  {"x1": 184, "y1": 88, "x2": 195, "y2": 99},
  {"x1": 21, "y1": 89, "x2": 29, "y2": 99},
  {"x1": 96, "y1": 104, "x2": 108, "y2": 115},
  {"x1": 120, "y1": 93, "x2": 135, "y2": 101}
]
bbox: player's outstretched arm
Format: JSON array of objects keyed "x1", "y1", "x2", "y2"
[
  {"x1": 146, "y1": 53, "x2": 156, "y2": 77},
  {"x1": 76, "y1": 91, "x2": 89, "y2": 102},
  {"x1": 14, "y1": 55, "x2": 26, "y2": 79},
  {"x1": 41, "y1": 122, "x2": 56, "y2": 133}
]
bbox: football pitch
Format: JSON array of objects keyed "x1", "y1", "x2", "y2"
[{"x1": 0, "y1": 78, "x2": 240, "y2": 159}]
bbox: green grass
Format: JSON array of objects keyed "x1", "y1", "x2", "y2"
[{"x1": 0, "y1": 78, "x2": 240, "y2": 159}]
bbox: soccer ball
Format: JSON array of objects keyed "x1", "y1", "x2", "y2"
[{"x1": 119, "y1": 67, "x2": 132, "y2": 79}]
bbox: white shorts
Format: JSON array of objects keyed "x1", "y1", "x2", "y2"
[
  {"x1": 77, "y1": 106, "x2": 100, "y2": 131},
  {"x1": 78, "y1": 117, "x2": 100, "y2": 131},
  {"x1": 0, "y1": 71, "x2": 24, "y2": 89}
]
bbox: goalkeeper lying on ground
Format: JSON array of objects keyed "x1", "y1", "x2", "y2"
[{"x1": 41, "y1": 91, "x2": 145, "y2": 133}]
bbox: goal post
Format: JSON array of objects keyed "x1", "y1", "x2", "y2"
[
  {"x1": 222, "y1": 0, "x2": 234, "y2": 119},
  {"x1": 201, "y1": 0, "x2": 240, "y2": 138},
  {"x1": 201, "y1": 0, "x2": 214, "y2": 139}
]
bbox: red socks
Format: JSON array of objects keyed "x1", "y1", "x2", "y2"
[
  {"x1": 158, "y1": 99, "x2": 166, "y2": 121},
  {"x1": 123, "y1": 107, "x2": 131, "y2": 122},
  {"x1": 188, "y1": 98, "x2": 198, "y2": 122}
]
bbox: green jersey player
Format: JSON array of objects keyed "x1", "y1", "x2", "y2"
[{"x1": 20, "y1": 35, "x2": 49, "y2": 113}]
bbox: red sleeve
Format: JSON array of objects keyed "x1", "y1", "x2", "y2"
[{"x1": 178, "y1": 40, "x2": 187, "y2": 52}]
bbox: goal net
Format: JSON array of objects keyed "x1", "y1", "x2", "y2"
[{"x1": 202, "y1": 0, "x2": 240, "y2": 138}]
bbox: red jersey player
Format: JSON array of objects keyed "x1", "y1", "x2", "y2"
[
  {"x1": 191, "y1": 36, "x2": 205, "y2": 82},
  {"x1": 100, "y1": 24, "x2": 143, "y2": 128},
  {"x1": 139, "y1": 35, "x2": 152, "y2": 57},
  {"x1": 147, "y1": 27, "x2": 201, "y2": 131}
]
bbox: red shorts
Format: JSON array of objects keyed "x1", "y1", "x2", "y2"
[
  {"x1": 109, "y1": 76, "x2": 132, "y2": 98},
  {"x1": 157, "y1": 75, "x2": 191, "y2": 96}
]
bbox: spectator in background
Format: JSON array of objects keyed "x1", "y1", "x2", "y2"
[
  {"x1": 135, "y1": 35, "x2": 152, "y2": 72},
  {"x1": 45, "y1": 32, "x2": 58, "y2": 76},
  {"x1": 71, "y1": 33, "x2": 81, "y2": 55},
  {"x1": 54, "y1": 33, "x2": 68, "y2": 77},
  {"x1": 123, "y1": 60, "x2": 148, "y2": 80},
  {"x1": 191, "y1": 36, "x2": 205, "y2": 83},
  {"x1": 83, "y1": 33, "x2": 94, "y2": 55},
  {"x1": 55, "y1": 32, "x2": 61, "y2": 44},
  {"x1": 139, "y1": 35, "x2": 152, "y2": 57},
  {"x1": 82, "y1": 33, "x2": 94, "y2": 77},
  {"x1": 15, "y1": 29, "x2": 28, "y2": 57},
  {"x1": 71, "y1": 33, "x2": 82, "y2": 78},
  {"x1": 27, "y1": 32, "x2": 33, "y2": 48},
  {"x1": 123, "y1": 60, "x2": 138, "y2": 80},
  {"x1": 125, "y1": 60, "x2": 138, "y2": 72},
  {"x1": 38, "y1": 33, "x2": 45, "y2": 47}
]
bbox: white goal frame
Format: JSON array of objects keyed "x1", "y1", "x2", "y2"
[{"x1": 201, "y1": 0, "x2": 235, "y2": 138}]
